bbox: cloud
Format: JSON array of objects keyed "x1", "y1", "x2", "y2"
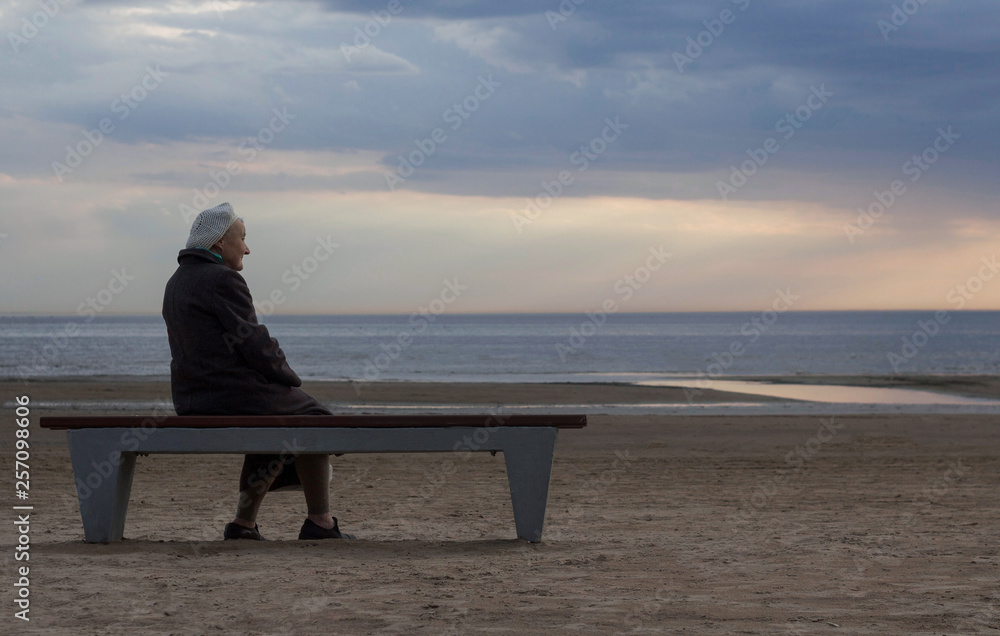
[
  {"x1": 5, "y1": 0, "x2": 998, "y2": 204},
  {"x1": 2, "y1": 0, "x2": 1000, "y2": 313}
]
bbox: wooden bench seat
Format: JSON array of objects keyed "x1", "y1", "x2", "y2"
[{"x1": 40, "y1": 414, "x2": 586, "y2": 543}]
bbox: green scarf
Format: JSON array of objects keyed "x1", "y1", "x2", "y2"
[{"x1": 194, "y1": 247, "x2": 223, "y2": 263}]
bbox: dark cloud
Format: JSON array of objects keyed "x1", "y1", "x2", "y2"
[
  {"x1": 3, "y1": 0, "x2": 999, "y2": 208},
  {"x1": 317, "y1": 0, "x2": 554, "y2": 19}
]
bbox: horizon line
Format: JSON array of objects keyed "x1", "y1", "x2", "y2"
[{"x1": 2, "y1": 308, "x2": 997, "y2": 318}]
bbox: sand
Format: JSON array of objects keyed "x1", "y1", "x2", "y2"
[{"x1": 1, "y1": 379, "x2": 998, "y2": 635}]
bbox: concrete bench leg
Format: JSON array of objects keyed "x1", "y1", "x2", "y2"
[
  {"x1": 503, "y1": 428, "x2": 558, "y2": 542},
  {"x1": 67, "y1": 431, "x2": 136, "y2": 543}
]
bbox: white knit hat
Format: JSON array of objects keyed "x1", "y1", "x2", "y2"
[{"x1": 186, "y1": 202, "x2": 240, "y2": 249}]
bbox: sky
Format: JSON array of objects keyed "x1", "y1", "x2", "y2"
[{"x1": 1, "y1": 0, "x2": 999, "y2": 315}]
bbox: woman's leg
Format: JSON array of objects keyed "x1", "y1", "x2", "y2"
[
  {"x1": 295, "y1": 453, "x2": 335, "y2": 528},
  {"x1": 233, "y1": 453, "x2": 284, "y2": 527},
  {"x1": 295, "y1": 402, "x2": 337, "y2": 529}
]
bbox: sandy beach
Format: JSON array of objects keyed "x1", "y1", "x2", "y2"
[{"x1": 2, "y1": 378, "x2": 998, "y2": 634}]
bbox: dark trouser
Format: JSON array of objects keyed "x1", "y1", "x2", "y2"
[{"x1": 235, "y1": 402, "x2": 333, "y2": 520}]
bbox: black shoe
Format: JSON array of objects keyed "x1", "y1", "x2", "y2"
[
  {"x1": 224, "y1": 522, "x2": 266, "y2": 540},
  {"x1": 298, "y1": 517, "x2": 355, "y2": 540}
]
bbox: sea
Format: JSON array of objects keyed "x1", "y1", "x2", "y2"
[
  {"x1": 3, "y1": 311, "x2": 998, "y2": 414},
  {"x1": 2, "y1": 310, "x2": 997, "y2": 381}
]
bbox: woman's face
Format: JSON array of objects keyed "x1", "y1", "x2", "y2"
[{"x1": 214, "y1": 219, "x2": 249, "y2": 271}]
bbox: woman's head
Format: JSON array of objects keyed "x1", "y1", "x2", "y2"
[{"x1": 185, "y1": 202, "x2": 248, "y2": 270}]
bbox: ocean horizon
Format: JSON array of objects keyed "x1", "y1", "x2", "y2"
[{"x1": 2, "y1": 310, "x2": 997, "y2": 382}]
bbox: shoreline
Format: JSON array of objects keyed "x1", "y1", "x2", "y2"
[
  {"x1": 6, "y1": 374, "x2": 999, "y2": 418},
  {"x1": 4, "y1": 372, "x2": 996, "y2": 400}
]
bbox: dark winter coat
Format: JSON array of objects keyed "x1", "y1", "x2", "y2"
[{"x1": 162, "y1": 248, "x2": 325, "y2": 416}]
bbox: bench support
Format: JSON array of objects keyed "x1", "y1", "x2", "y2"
[
  {"x1": 68, "y1": 438, "x2": 137, "y2": 543},
  {"x1": 65, "y1": 426, "x2": 560, "y2": 543},
  {"x1": 503, "y1": 432, "x2": 556, "y2": 543}
]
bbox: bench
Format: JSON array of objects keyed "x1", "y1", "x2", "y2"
[{"x1": 39, "y1": 414, "x2": 587, "y2": 543}]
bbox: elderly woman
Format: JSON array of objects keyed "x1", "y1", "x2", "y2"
[{"x1": 162, "y1": 202, "x2": 352, "y2": 540}]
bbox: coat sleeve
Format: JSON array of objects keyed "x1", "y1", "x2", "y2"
[{"x1": 211, "y1": 269, "x2": 302, "y2": 387}]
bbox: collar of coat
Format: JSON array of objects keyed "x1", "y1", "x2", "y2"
[{"x1": 177, "y1": 247, "x2": 224, "y2": 265}]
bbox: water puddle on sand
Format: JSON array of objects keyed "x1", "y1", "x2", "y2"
[
  {"x1": 15, "y1": 380, "x2": 1000, "y2": 416},
  {"x1": 638, "y1": 379, "x2": 1000, "y2": 405}
]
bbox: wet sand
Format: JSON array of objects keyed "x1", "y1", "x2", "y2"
[{"x1": 1, "y1": 378, "x2": 998, "y2": 634}]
